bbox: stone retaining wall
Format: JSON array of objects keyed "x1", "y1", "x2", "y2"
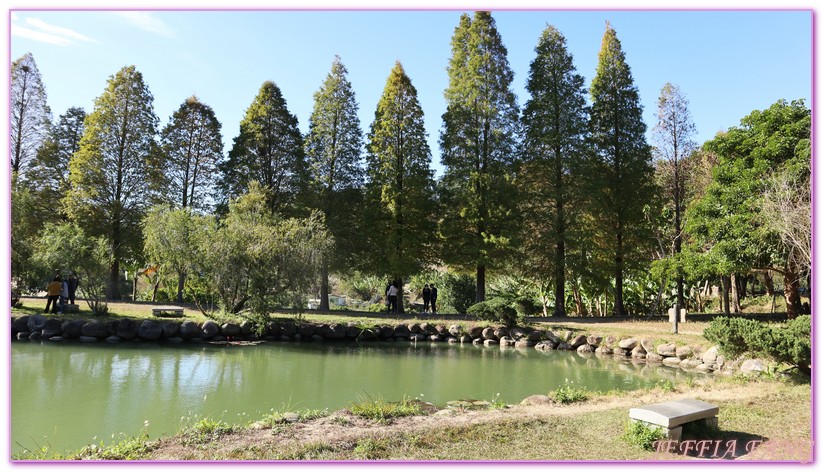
[{"x1": 11, "y1": 315, "x2": 762, "y2": 374}]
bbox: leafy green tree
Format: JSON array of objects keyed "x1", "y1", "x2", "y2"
[
  {"x1": 652, "y1": 83, "x2": 696, "y2": 330},
  {"x1": 198, "y1": 182, "x2": 333, "y2": 315},
  {"x1": 220, "y1": 81, "x2": 306, "y2": 216},
  {"x1": 64, "y1": 65, "x2": 161, "y2": 300},
  {"x1": 518, "y1": 25, "x2": 589, "y2": 317},
  {"x1": 305, "y1": 56, "x2": 364, "y2": 310},
  {"x1": 439, "y1": 11, "x2": 520, "y2": 303},
  {"x1": 11, "y1": 52, "x2": 51, "y2": 180},
  {"x1": 31, "y1": 222, "x2": 111, "y2": 315},
  {"x1": 143, "y1": 205, "x2": 213, "y2": 303},
  {"x1": 160, "y1": 96, "x2": 223, "y2": 212},
  {"x1": 363, "y1": 61, "x2": 436, "y2": 312},
  {"x1": 587, "y1": 22, "x2": 656, "y2": 316},
  {"x1": 25, "y1": 107, "x2": 86, "y2": 223},
  {"x1": 688, "y1": 99, "x2": 810, "y2": 318}
]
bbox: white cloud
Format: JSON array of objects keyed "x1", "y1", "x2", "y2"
[
  {"x1": 25, "y1": 18, "x2": 98, "y2": 43},
  {"x1": 111, "y1": 11, "x2": 176, "y2": 38},
  {"x1": 11, "y1": 24, "x2": 72, "y2": 46}
]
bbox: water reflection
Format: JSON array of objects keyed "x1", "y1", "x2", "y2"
[{"x1": 12, "y1": 340, "x2": 698, "y2": 454}]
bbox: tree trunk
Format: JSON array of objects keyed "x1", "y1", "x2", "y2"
[
  {"x1": 721, "y1": 275, "x2": 731, "y2": 315},
  {"x1": 476, "y1": 264, "x2": 486, "y2": 303},
  {"x1": 730, "y1": 273, "x2": 741, "y2": 313},
  {"x1": 763, "y1": 271, "x2": 774, "y2": 297},
  {"x1": 108, "y1": 259, "x2": 120, "y2": 300},
  {"x1": 176, "y1": 272, "x2": 186, "y2": 304},
  {"x1": 553, "y1": 240, "x2": 566, "y2": 316},
  {"x1": 395, "y1": 276, "x2": 405, "y2": 314},
  {"x1": 319, "y1": 258, "x2": 330, "y2": 311},
  {"x1": 612, "y1": 233, "x2": 626, "y2": 317},
  {"x1": 571, "y1": 281, "x2": 585, "y2": 316},
  {"x1": 783, "y1": 268, "x2": 801, "y2": 319}
]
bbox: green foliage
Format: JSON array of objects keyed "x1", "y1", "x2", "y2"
[
  {"x1": 439, "y1": 12, "x2": 520, "y2": 299},
  {"x1": 466, "y1": 297, "x2": 520, "y2": 328},
  {"x1": 220, "y1": 81, "x2": 306, "y2": 217},
  {"x1": 65, "y1": 65, "x2": 161, "y2": 299},
  {"x1": 349, "y1": 395, "x2": 422, "y2": 423},
  {"x1": 338, "y1": 271, "x2": 384, "y2": 302},
  {"x1": 181, "y1": 417, "x2": 234, "y2": 446},
  {"x1": 31, "y1": 222, "x2": 110, "y2": 315},
  {"x1": 622, "y1": 421, "x2": 665, "y2": 451},
  {"x1": 362, "y1": 61, "x2": 436, "y2": 283},
  {"x1": 703, "y1": 316, "x2": 811, "y2": 372},
  {"x1": 550, "y1": 381, "x2": 590, "y2": 404},
  {"x1": 72, "y1": 433, "x2": 155, "y2": 460},
  {"x1": 442, "y1": 273, "x2": 476, "y2": 314}
]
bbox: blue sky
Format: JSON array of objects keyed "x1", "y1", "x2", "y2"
[{"x1": 8, "y1": 9, "x2": 812, "y2": 177}]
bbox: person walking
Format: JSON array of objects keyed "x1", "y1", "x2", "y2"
[
  {"x1": 385, "y1": 280, "x2": 393, "y2": 313},
  {"x1": 422, "y1": 284, "x2": 431, "y2": 314},
  {"x1": 44, "y1": 275, "x2": 62, "y2": 314},
  {"x1": 430, "y1": 284, "x2": 438, "y2": 314},
  {"x1": 67, "y1": 273, "x2": 79, "y2": 305},
  {"x1": 387, "y1": 280, "x2": 399, "y2": 314}
]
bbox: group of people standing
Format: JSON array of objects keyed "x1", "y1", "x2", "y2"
[
  {"x1": 44, "y1": 273, "x2": 79, "y2": 315},
  {"x1": 384, "y1": 280, "x2": 438, "y2": 314}
]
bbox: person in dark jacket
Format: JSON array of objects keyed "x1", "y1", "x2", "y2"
[
  {"x1": 429, "y1": 284, "x2": 438, "y2": 314},
  {"x1": 67, "y1": 273, "x2": 79, "y2": 304},
  {"x1": 422, "y1": 284, "x2": 431, "y2": 313}
]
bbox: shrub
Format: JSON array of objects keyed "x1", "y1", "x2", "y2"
[
  {"x1": 550, "y1": 382, "x2": 590, "y2": 404},
  {"x1": 467, "y1": 297, "x2": 520, "y2": 328},
  {"x1": 442, "y1": 273, "x2": 476, "y2": 315},
  {"x1": 622, "y1": 420, "x2": 665, "y2": 451},
  {"x1": 703, "y1": 315, "x2": 811, "y2": 374}
]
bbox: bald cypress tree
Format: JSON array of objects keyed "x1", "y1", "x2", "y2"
[
  {"x1": 364, "y1": 61, "x2": 436, "y2": 312},
  {"x1": 439, "y1": 11, "x2": 520, "y2": 303},
  {"x1": 11, "y1": 53, "x2": 51, "y2": 181},
  {"x1": 305, "y1": 56, "x2": 364, "y2": 311},
  {"x1": 587, "y1": 23, "x2": 656, "y2": 316},
  {"x1": 519, "y1": 25, "x2": 589, "y2": 317}
]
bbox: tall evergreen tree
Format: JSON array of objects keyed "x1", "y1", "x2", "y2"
[
  {"x1": 364, "y1": 61, "x2": 436, "y2": 312},
  {"x1": 161, "y1": 96, "x2": 223, "y2": 212},
  {"x1": 220, "y1": 81, "x2": 306, "y2": 217},
  {"x1": 11, "y1": 52, "x2": 51, "y2": 181},
  {"x1": 587, "y1": 23, "x2": 656, "y2": 316},
  {"x1": 305, "y1": 55, "x2": 364, "y2": 311},
  {"x1": 439, "y1": 11, "x2": 520, "y2": 303},
  {"x1": 26, "y1": 107, "x2": 85, "y2": 222},
  {"x1": 518, "y1": 25, "x2": 589, "y2": 317},
  {"x1": 65, "y1": 65, "x2": 161, "y2": 299},
  {"x1": 652, "y1": 83, "x2": 696, "y2": 331}
]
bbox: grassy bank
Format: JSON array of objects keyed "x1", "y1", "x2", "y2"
[{"x1": 15, "y1": 376, "x2": 810, "y2": 461}]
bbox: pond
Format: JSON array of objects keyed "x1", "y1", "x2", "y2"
[{"x1": 11, "y1": 340, "x2": 698, "y2": 455}]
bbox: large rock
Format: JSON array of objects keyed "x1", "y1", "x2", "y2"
[
  {"x1": 82, "y1": 320, "x2": 109, "y2": 338},
  {"x1": 468, "y1": 326, "x2": 484, "y2": 338},
  {"x1": 562, "y1": 331, "x2": 574, "y2": 342},
  {"x1": 662, "y1": 356, "x2": 683, "y2": 367},
  {"x1": 645, "y1": 353, "x2": 664, "y2": 363},
  {"x1": 577, "y1": 344, "x2": 594, "y2": 354},
  {"x1": 595, "y1": 345, "x2": 614, "y2": 355},
  {"x1": 612, "y1": 347, "x2": 629, "y2": 357},
  {"x1": 379, "y1": 325, "x2": 395, "y2": 339},
  {"x1": 179, "y1": 320, "x2": 204, "y2": 339},
  {"x1": 221, "y1": 323, "x2": 241, "y2": 336},
  {"x1": 483, "y1": 339, "x2": 499, "y2": 346},
  {"x1": 266, "y1": 322, "x2": 281, "y2": 338},
  {"x1": 280, "y1": 321, "x2": 297, "y2": 337},
  {"x1": 138, "y1": 320, "x2": 163, "y2": 341},
  {"x1": 359, "y1": 328, "x2": 378, "y2": 341},
  {"x1": 408, "y1": 323, "x2": 421, "y2": 334},
  {"x1": 557, "y1": 342, "x2": 573, "y2": 351},
  {"x1": 105, "y1": 335, "x2": 122, "y2": 343},
  {"x1": 61, "y1": 320, "x2": 85, "y2": 339},
  {"x1": 420, "y1": 323, "x2": 435, "y2": 334},
  {"x1": 499, "y1": 336, "x2": 515, "y2": 347},
  {"x1": 520, "y1": 395, "x2": 553, "y2": 406},
  {"x1": 346, "y1": 323, "x2": 362, "y2": 338},
  {"x1": 41, "y1": 319, "x2": 63, "y2": 338},
  {"x1": 702, "y1": 346, "x2": 720, "y2": 366},
  {"x1": 446, "y1": 337, "x2": 459, "y2": 344},
  {"x1": 201, "y1": 320, "x2": 220, "y2": 338},
  {"x1": 115, "y1": 319, "x2": 139, "y2": 340},
  {"x1": 459, "y1": 335, "x2": 473, "y2": 344},
  {"x1": 527, "y1": 330, "x2": 543, "y2": 342},
  {"x1": 515, "y1": 339, "x2": 535, "y2": 349},
  {"x1": 535, "y1": 340, "x2": 556, "y2": 351},
  {"x1": 586, "y1": 335, "x2": 602, "y2": 347},
  {"x1": 298, "y1": 324, "x2": 315, "y2": 337},
  {"x1": 429, "y1": 334, "x2": 444, "y2": 342},
  {"x1": 510, "y1": 327, "x2": 527, "y2": 340},
  {"x1": 570, "y1": 335, "x2": 588, "y2": 349},
  {"x1": 656, "y1": 342, "x2": 677, "y2": 357},
  {"x1": 27, "y1": 314, "x2": 48, "y2": 332},
  {"x1": 448, "y1": 325, "x2": 462, "y2": 337},
  {"x1": 472, "y1": 337, "x2": 484, "y2": 345},
  {"x1": 675, "y1": 345, "x2": 694, "y2": 359},
  {"x1": 435, "y1": 325, "x2": 448, "y2": 335},
  {"x1": 545, "y1": 331, "x2": 563, "y2": 345},
  {"x1": 326, "y1": 323, "x2": 346, "y2": 339},
  {"x1": 740, "y1": 359, "x2": 768, "y2": 375},
  {"x1": 494, "y1": 328, "x2": 509, "y2": 340},
  {"x1": 393, "y1": 324, "x2": 411, "y2": 338},
  {"x1": 640, "y1": 338, "x2": 656, "y2": 353},
  {"x1": 161, "y1": 322, "x2": 180, "y2": 338},
  {"x1": 12, "y1": 316, "x2": 30, "y2": 333},
  {"x1": 618, "y1": 337, "x2": 638, "y2": 350},
  {"x1": 631, "y1": 345, "x2": 646, "y2": 359},
  {"x1": 239, "y1": 321, "x2": 254, "y2": 334},
  {"x1": 681, "y1": 358, "x2": 704, "y2": 369},
  {"x1": 16, "y1": 332, "x2": 30, "y2": 340},
  {"x1": 482, "y1": 327, "x2": 498, "y2": 341}
]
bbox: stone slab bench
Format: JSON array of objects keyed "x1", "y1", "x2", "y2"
[
  {"x1": 151, "y1": 306, "x2": 185, "y2": 318},
  {"x1": 629, "y1": 399, "x2": 719, "y2": 440}
]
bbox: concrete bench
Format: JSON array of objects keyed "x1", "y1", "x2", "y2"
[
  {"x1": 629, "y1": 399, "x2": 719, "y2": 440},
  {"x1": 151, "y1": 306, "x2": 185, "y2": 318}
]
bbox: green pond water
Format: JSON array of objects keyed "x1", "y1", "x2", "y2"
[{"x1": 11, "y1": 339, "x2": 698, "y2": 455}]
